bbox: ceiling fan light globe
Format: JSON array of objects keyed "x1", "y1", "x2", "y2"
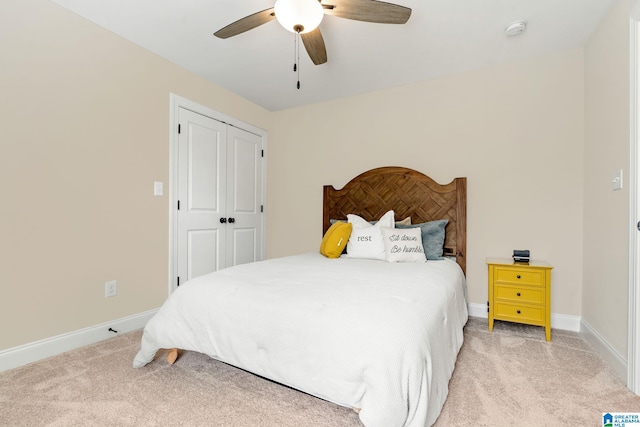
[{"x1": 274, "y1": 0, "x2": 324, "y2": 34}]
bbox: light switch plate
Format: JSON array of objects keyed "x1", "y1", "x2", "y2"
[
  {"x1": 612, "y1": 170, "x2": 623, "y2": 191},
  {"x1": 154, "y1": 181, "x2": 164, "y2": 196}
]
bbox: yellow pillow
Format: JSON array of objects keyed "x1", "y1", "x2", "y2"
[{"x1": 320, "y1": 221, "x2": 352, "y2": 258}]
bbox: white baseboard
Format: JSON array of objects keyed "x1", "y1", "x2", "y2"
[
  {"x1": 467, "y1": 303, "x2": 581, "y2": 332},
  {"x1": 550, "y1": 312, "x2": 582, "y2": 332},
  {"x1": 581, "y1": 318, "x2": 628, "y2": 383},
  {"x1": 0, "y1": 309, "x2": 158, "y2": 372},
  {"x1": 468, "y1": 302, "x2": 490, "y2": 319}
]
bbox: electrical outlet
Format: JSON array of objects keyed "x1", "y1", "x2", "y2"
[{"x1": 105, "y1": 280, "x2": 117, "y2": 298}]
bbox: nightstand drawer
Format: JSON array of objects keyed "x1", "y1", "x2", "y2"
[
  {"x1": 494, "y1": 267, "x2": 545, "y2": 286},
  {"x1": 494, "y1": 284, "x2": 544, "y2": 304},
  {"x1": 494, "y1": 302, "x2": 544, "y2": 323}
]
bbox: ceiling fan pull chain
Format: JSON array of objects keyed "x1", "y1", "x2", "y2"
[
  {"x1": 296, "y1": 31, "x2": 301, "y2": 89},
  {"x1": 293, "y1": 32, "x2": 297, "y2": 72}
]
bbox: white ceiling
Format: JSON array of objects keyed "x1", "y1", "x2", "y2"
[{"x1": 50, "y1": 0, "x2": 615, "y2": 111}]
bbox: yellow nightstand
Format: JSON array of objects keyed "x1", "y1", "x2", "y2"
[{"x1": 487, "y1": 257, "x2": 553, "y2": 341}]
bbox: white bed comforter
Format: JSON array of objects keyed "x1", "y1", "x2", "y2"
[{"x1": 133, "y1": 253, "x2": 468, "y2": 427}]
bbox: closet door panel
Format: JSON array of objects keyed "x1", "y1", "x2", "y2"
[
  {"x1": 177, "y1": 108, "x2": 227, "y2": 283},
  {"x1": 230, "y1": 228, "x2": 257, "y2": 266},
  {"x1": 187, "y1": 229, "x2": 220, "y2": 279},
  {"x1": 188, "y1": 125, "x2": 220, "y2": 211},
  {"x1": 226, "y1": 126, "x2": 263, "y2": 268},
  {"x1": 230, "y1": 134, "x2": 258, "y2": 212}
]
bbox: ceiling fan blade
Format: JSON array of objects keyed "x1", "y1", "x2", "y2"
[
  {"x1": 301, "y1": 28, "x2": 328, "y2": 65},
  {"x1": 322, "y1": 0, "x2": 411, "y2": 24},
  {"x1": 214, "y1": 8, "x2": 275, "y2": 39}
]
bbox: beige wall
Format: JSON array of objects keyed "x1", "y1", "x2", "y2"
[
  {"x1": 269, "y1": 49, "x2": 585, "y2": 317},
  {"x1": 583, "y1": 0, "x2": 637, "y2": 359},
  {"x1": 0, "y1": 0, "x2": 270, "y2": 350}
]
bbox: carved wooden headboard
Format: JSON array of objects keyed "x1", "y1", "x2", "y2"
[{"x1": 323, "y1": 166, "x2": 467, "y2": 275}]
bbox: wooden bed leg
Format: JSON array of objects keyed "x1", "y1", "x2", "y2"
[{"x1": 166, "y1": 348, "x2": 179, "y2": 365}]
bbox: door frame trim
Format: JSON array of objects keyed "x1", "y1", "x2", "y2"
[
  {"x1": 629, "y1": 4, "x2": 640, "y2": 395},
  {"x1": 168, "y1": 94, "x2": 268, "y2": 295}
]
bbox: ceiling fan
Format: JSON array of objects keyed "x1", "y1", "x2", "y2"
[{"x1": 214, "y1": 0, "x2": 412, "y2": 66}]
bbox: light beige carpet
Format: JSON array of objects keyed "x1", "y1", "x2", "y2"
[
  {"x1": 1, "y1": 317, "x2": 638, "y2": 426},
  {"x1": 437, "y1": 318, "x2": 640, "y2": 426}
]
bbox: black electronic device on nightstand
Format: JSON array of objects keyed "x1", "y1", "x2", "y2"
[{"x1": 513, "y1": 249, "x2": 530, "y2": 263}]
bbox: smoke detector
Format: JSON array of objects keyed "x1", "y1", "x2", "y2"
[{"x1": 505, "y1": 20, "x2": 527, "y2": 37}]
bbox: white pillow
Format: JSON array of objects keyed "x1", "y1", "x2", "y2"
[
  {"x1": 346, "y1": 210, "x2": 395, "y2": 260},
  {"x1": 381, "y1": 226, "x2": 427, "y2": 263}
]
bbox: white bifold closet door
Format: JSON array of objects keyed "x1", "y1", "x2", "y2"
[{"x1": 176, "y1": 107, "x2": 263, "y2": 287}]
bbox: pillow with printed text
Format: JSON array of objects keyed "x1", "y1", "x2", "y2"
[
  {"x1": 396, "y1": 219, "x2": 448, "y2": 260},
  {"x1": 346, "y1": 210, "x2": 395, "y2": 260},
  {"x1": 381, "y1": 226, "x2": 427, "y2": 263}
]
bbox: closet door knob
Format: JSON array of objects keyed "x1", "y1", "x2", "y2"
[
  {"x1": 220, "y1": 218, "x2": 227, "y2": 224},
  {"x1": 228, "y1": 217, "x2": 235, "y2": 223}
]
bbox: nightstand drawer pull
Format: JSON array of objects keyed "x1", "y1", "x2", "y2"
[
  {"x1": 517, "y1": 310, "x2": 521, "y2": 314},
  {"x1": 516, "y1": 292, "x2": 521, "y2": 296},
  {"x1": 516, "y1": 275, "x2": 521, "y2": 279}
]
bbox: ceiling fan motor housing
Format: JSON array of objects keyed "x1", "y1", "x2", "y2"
[{"x1": 274, "y1": 0, "x2": 324, "y2": 34}]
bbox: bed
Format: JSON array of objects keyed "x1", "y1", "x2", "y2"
[{"x1": 133, "y1": 166, "x2": 468, "y2": 427}]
